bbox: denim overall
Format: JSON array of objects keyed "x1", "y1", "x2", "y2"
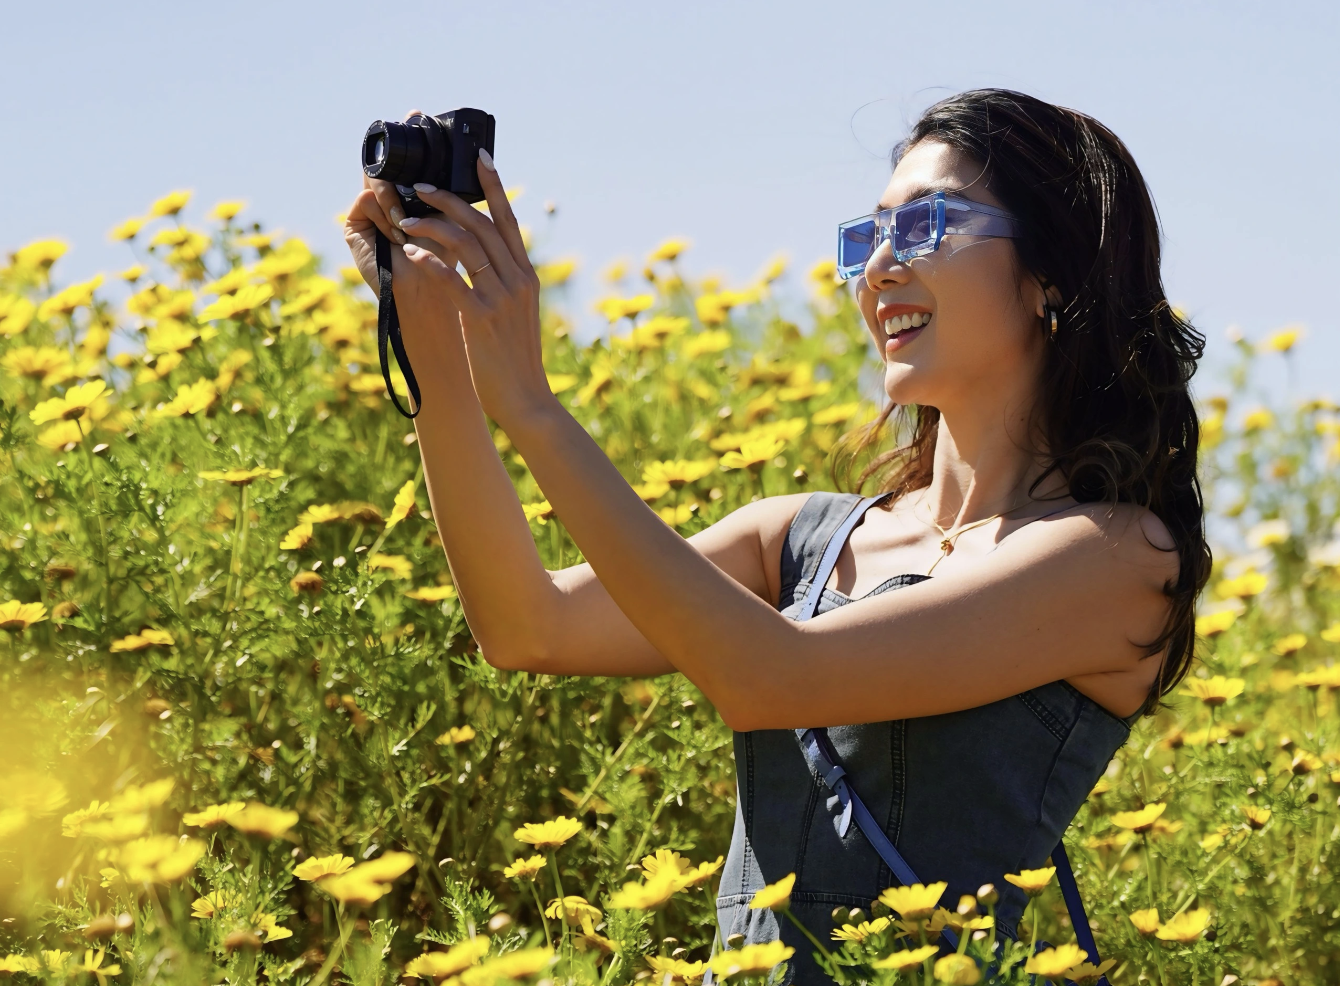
[{"x1": 715, "y1": 492, "x2": 1139, "y2": 985}]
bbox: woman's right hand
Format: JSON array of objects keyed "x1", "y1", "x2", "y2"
[{"x1": 342, "y1": 109, "x2": 462, "y2": 298}]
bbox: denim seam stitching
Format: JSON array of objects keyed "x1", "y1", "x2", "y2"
[
  {"x1": 1060, "y1": 678, "x2": 1139, "y2": 731},
  {"x1": 794, "y1": 756, "x2": 820, "y2": 888},
  {"x1": 1016, "y1": 689, "x2": 1070, "y2": 743},
  {"x1": 743, "y1": 732, "x2": 756, "y2": 888}
]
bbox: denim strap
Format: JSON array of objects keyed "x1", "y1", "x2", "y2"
[{"x1": 791, "y1": 493, "x2": 1109, "y2": 985}]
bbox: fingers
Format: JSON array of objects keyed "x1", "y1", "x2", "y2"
[
  {"x1": 402, "y1": 243, "x2": 485, "y2": 317},
  {"x1": 474, "y1": 149, "x2": 533, "y2": 276},
  {"x1": 364, "y1": 176, "x2": 407, "y2": 245},
  {"x1": 411, "y1": 182, "x2": 523, "y2": 289},
  {"x1": 396, "y1": 214, "x2": 492, "y2": 285},
  {"x1": 351, "y1": 189, "x2": 386, "y2": 231}
]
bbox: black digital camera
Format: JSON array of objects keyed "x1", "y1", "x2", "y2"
[{"x1": 361, "y1": 108, "x2": 496, "y2": 217}]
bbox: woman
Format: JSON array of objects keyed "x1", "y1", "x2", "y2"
[{"x1": 345, "y1": 89, "x2": 1210, "y2": 982}]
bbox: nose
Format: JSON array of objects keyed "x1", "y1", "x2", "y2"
[{"x1": 858, "y1": 236, "x2": 911, "y2": 294}]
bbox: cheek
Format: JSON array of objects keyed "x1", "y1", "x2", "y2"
[{"x1": 926, "y1": 256, "x2": 1033, "y2": 364}]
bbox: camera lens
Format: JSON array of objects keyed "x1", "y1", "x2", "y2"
[
  {"x1": 362, "y1": 117, "x2": 444, "y2": 187},
  {"x1": 367, "y1": 135, "x2": 386, "y2": 168}
]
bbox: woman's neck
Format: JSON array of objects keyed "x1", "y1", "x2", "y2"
[{"x1": 919, "y1": 401, "x2": 1066, "y2": 529}]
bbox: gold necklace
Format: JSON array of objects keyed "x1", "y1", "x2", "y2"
[{"x1": 919, "y1": 495, "x2": 1030, "y2": 576}]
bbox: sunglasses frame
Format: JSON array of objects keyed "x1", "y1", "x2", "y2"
[{"x1": 836, "y1": 191, "x2": 1020, "y2": 281}]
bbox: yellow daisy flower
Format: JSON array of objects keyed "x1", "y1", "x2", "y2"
[
  {"x1": 28, "y1": 380, "x2": 107, "y2": 425},
  {"x1": 1110, "y1": 802, "x2": 1167, "y2": 832},
  {"x1": 877, "y1": 881, "x2": 947, "y2": 921},
  {"x1": 226, "y1": 804, "x2": 299, "y2": 840},
  {"x1": 648, "y1": 237, "x2": 690, "y2": 263},
  {"x1": 1003, "y1": 866, "x2": 1056, "y2": 897},
  {"x1": 182, "y1": 802, "x2": 246, "y2": 828},
  {"x1": 1179, "y1": 675, "x2": 1245, "y2": 706},
  {"x1": 405, "y1": 585, "x2": 457, "y2": 602},
  {"x1": 1128, "y1": 907, "x2": 1160, "y2": 936},
  {"x1": 293, "y1": 855, "x2": 356, "y2": 881},
  {"x1": 934, "y1": 953, "x2": 981, "y2": 985},
  {"x1": 460, "y1": 947, "x2": 554, "y2": 986},
  {"x1": 1154, "y1": 907, "x2": 1211, "y2": 943},
  {"x1": 404, "y1": 937, "x2": 491, "y2": 979},
  {"x1": 544, "y1": 895, "x2": 601, "y2": 927},
  {"x1": 871, "y1": 944, "x2": 938, "y2": 971},
  {"x1": 708, "y1": 941, "x2": 794, "y2": 978},
  {"x1": 1194, "y1": 609, "x2": 1238, "y2": 637},
  {"x1": 748, "y1": 872, "x2": 795, "y2": 911},
  {"x1": 1025, "y1": 944, "x2": 1088, "y2": 978},
  {"x1": 502, "y1": 854, "x2": 547, "y2": 881},
  {"x1": 435, "y1": 725, "x2": 476, "y2": 745},
  {"x1": 0, "y1": 600, "x2": 49, "y2": 632},
  {"x1": 385, "y1": 480, "x2": 417, "y2": 529},
  {"x1": 830, "y1": 917, "x2": 891, "y2": 942},
  {"x1": 646, "y1": 955, "x2": 708, "y2": 984},
  {"x1": 514, "y1": 816, "x2": 582, "y2": 850},
  {"x1": 197, "y1": 467, "x2": 284, "y2": 486},
  {"x1": 149, "y1": 190, "x2": 192, "y2": 217},
  {"x1": 280, "y1": 523, "x2": 313, "y2": 551},
  {"x1": 368, "y1": 553, "x2": 413, "y2": 579}
]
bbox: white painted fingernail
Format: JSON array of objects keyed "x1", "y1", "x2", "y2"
[
  {"x1": 413, "y1": 183, "x2": 437, "y2": 193},
  {"x1": 403, "y1": 243, "x2": 423, "y2": 258},
  {"x1": 479, "y1": 148, "x2": 495, "y2": 172},
  {"x1": 397, "y1": 216, "x2": 420, "y2": 229}
]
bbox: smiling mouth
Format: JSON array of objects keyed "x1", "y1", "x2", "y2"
[{"x1": 881, "y1": 311, "x2": 932, "y2": 338}]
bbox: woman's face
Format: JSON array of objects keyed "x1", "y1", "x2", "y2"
[{"x1": 855, "y1": 139, "x2": 1047, "y2": 416}]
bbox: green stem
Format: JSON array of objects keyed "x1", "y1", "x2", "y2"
[
  {"x1": 1141, "y1": 833, "x2": 1158, "y2": 911},
  {"x1": 573, "y1": 693, "x2": 661, "y2": 813},
  {"x1": 527, "y1": 880, "x2": 552, "y2": 950},
  {"x1": 781, "y1": 907, "x2": 837, "y2": 978},
  {"x1": 546, "y1": 850, "x2": 569, "y2": 950},
  {"x1": 234, "y1": 482, "x2": 250, "y2": 603},
  {"x1": 76, "y1": 418, "x2": 111, "y2": 627},
  {"x1": 308, "y1": 904, "x2": 353, "y2": 986},
  {"x1": 629, "y1": 792, "x2": 672, "y2": 866}
]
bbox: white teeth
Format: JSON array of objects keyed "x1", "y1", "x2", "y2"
[{"x1": 882, "y1": 313, "x2": 931, "y2": 336}]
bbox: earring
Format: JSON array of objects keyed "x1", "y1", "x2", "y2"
[{"x1": 1042, "y1": 304, "x2": 1058, "y2": 340}]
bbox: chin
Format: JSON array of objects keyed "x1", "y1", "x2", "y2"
[{"x1": 882, "y1": 363, "x2": 932, "y2": 407}]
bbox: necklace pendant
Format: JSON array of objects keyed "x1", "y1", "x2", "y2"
[{"x1": 940, "y1": 539, "x2": 954, "y2": 554}]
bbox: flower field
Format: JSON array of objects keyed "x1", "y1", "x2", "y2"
[{"x1": 1, "y1": 191, "x2": 1337, "y2": 985}]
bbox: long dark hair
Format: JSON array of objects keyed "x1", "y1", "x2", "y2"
[{"x1": 831, "y1": 88, "x2": 1211, "y2": 719}]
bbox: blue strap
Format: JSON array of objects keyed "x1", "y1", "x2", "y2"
[
  {"x1": 790, "y1": 493, "x2": 1109, "y2": 984},
  {"x1": 793, "y1": 492, "x2": 891, "y2": 621}
]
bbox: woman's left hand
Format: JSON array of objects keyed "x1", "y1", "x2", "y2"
[{"x1": 395, "y1": 151, "x2": 555, "y2": 430}]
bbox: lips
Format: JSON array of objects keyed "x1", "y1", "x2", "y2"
[{"x1": 876, "y1": 303, "x2": 933, "y2": 348}]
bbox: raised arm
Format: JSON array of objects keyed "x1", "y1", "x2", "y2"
[{"x1": 344, "y1": 180, "x2": 806, "y2": 678}]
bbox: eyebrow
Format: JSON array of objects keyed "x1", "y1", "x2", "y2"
[{"x1": 874, "y1": 181, "x2": 964, "y2": 213}]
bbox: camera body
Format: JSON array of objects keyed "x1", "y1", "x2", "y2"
[{"x1": 362, "y1": 108, "x2": 496, "y2": 218}]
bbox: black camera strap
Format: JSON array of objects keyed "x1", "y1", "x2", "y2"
[{"x1": 375, "y1": 229, "x2": 422, "y2": 419}]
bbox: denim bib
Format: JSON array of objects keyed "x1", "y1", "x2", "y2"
[{"x1": 715, "y1": 492, "x2": 1137, "y2": 985}]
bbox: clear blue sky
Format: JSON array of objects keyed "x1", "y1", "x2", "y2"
[{"x1": 3, "y1": 1, "x2": 1335, "y2": 403}]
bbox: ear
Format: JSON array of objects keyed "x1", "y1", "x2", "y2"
[{"x1": 1029, "y1": 274, "x2": 1064, "y2": 317}]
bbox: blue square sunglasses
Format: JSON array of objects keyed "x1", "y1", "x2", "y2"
[{"x1": 836, "y1": 191, "x2": 1020, "y2": 280}]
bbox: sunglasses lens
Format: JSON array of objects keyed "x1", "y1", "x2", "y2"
[
  {"x1": 837, "y1": 217, "x2": 878, "y2": 277},
  {"x1": 893, "y1": 201, "x2": 934, "y2": 255}
]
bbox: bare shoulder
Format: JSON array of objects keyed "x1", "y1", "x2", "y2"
[
  {"x1": 1017, "y1": 500, "x2": 1180, "y2": 589},
  {"x1": 685, "y1": 492, "x2": 815, "y2": 603}
]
